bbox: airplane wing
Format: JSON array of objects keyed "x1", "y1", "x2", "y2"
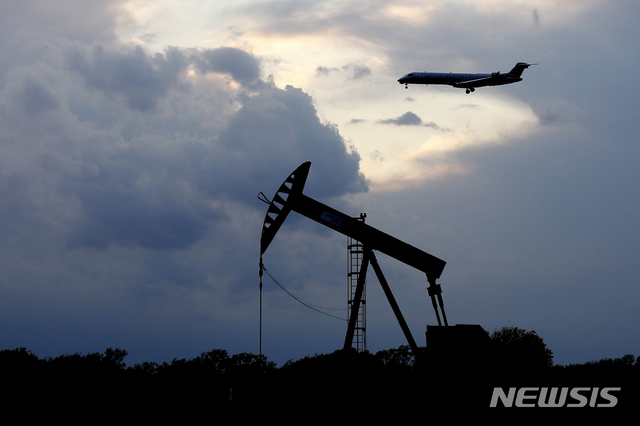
[{"x1": 453, "y1": 77, "x2": 495, "y2": 88}]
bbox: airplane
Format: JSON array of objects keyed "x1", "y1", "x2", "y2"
[{"x1": 397, "y1": 62, "x2": 536, "y2": 94}]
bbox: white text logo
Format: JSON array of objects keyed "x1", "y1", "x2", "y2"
[{"x1": 489, "y1": 387, "x2": 620, "y2": 408}]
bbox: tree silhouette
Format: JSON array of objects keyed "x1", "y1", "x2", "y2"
[
  {"x1": 490, "y1": 326, "x2": 553, "y2": 372},
  {"x1": 375, "y1": 344, "x2": 414, "y2": 367},
  {"x1": 0, "y1": 347, "x2": 43, "y2": 388},
  {"x1": 2, "y1": 340, "x2": 637, "y2": 418}
]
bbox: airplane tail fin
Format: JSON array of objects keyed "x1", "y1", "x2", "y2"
[{"x1": 507, "y1": 62, "x2": 536, "y2": 77}]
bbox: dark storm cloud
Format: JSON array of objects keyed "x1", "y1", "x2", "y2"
[
  {"x1": 192, "y1": 47, "x2": 261, "y2": 86},
  {"x1": 0, "y1": 0, "x2": 365, "y2": 368},
  {"x1": 68, "y1": 45, "x2": 189, "y2": 112},
  {"x1": 0, "y1": 1, "x2": 120, "y2": 51},
  {"x1": 377, "y1": 111, "x2": 441, "y2": 129},
  {"x1": 63, "y1": 137, "x2": 219, "y2": 251},
  {"x1": 67, "y1": 45, "x2": 262, "y2": 113},
  {"x1": 68, "y1": 189, "x2": 213, "y2": 251},
  {"x1": 214, "y1": 83, "x2": 367, "y2": 201},
  {"x1": 20, "y1": 74, "x2": 60, "y2": 115},
  {"x1": 0, "y1": 7, "x2": 370, "y2": 363},
  {"x1": 0, "y1": 37, "x2": 365, "y2": 253}
]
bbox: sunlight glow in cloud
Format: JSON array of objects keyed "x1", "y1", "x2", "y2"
[
  {"x1": 378, "y1": 1, "x2": 437, "y2": 25},
  {"x1": 316, "y1": 86, "x2": 539, "y2": 191}
]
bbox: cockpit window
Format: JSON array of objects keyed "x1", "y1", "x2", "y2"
[{"x1": 407, "y1": 73, "x2": 413, "y2": 77}]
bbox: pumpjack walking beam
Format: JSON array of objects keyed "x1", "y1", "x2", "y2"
[{"x1": 260, "y1": 162, "x2": 449, "y2": 352}]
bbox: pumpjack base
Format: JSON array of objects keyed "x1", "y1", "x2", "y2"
[
  {"x1": 404, "y1": 325, "x2": 496, "y2": 407},
  {"x1": 425, "y1": 324, "x2": 493, "y2": 369}
]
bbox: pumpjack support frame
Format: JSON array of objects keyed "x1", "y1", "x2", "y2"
[{"x1": 260, "y1": 162, "x2": 449, "y2": 354}]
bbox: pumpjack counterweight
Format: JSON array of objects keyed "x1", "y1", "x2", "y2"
[{"x1": 260, "y1": 162, "x2": 449, "y2": 353}]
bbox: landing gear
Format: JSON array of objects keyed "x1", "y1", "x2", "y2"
[
  {"x1": 405, "y1": 84, "x2": 408, "y2": 89},
  {"x1": 465, "y1": 88, "x2": 475, "y2": 94}
]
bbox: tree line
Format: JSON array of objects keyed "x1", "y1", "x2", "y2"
[{"x1": 1, "y1": 327, "x2": 637, "y2": 418}]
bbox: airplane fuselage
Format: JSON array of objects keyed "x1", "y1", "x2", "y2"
[
  {"x1": 398, "y1": 72, "x2": 521, "y2": 87},
  {"x1": 398, "y1": 62, "x2": 534, "y2": 93}
]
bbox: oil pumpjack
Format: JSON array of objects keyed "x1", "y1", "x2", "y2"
[
  {"x1": 258, "y1": 161, "x2": 458, "y2": 358},
  {"x1": 258, "y1": 162, "x2": 497, "y2": 407}
]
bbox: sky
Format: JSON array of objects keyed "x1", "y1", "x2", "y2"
[{"x1": 1, "y1": 0, "x2": 639, "y2": 367}]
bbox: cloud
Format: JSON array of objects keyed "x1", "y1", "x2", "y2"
[
  {"x1": 377, "y1": 111, "x2": 442, "y2": 130},
  {"x1": 20, "y1": 74, "x2": 60, "y2": 115},
  {"x1": 370, "y1": 150, "x2": 384, "y2": 161},
  {"x1": 214, "y1": 83, "x2": 367, "y2": 200},
  {"x1": 68, "y1": 45, "x2": 190, "y2": 112},
  {"x1": 343, "y1": 63, "x2": 371, "y2": 80},
  {"x1": 378, "y1": 111, "x2": 422, "y2": 126},
  {"x1": 316, "y1": 63, "x2": 371, "y2": 80},
  {"x1": 192, "y1": 47, "x2": 261, "y2": 86},
  {"x1": 63, "y1": 134, "x2": 220, "y2": 251},
  {"x1": 0, "y1": 18, "x2": 370, "y2": 362},
  {"x1": 315, "y1": 66, "x2": 338, "y2": 76},
  {"x1": 0, "y1": 41, "x2": 366, "y2": 255},
  {"x1": 67, "y1": 45, "x2": 264, "y2": 113}
]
